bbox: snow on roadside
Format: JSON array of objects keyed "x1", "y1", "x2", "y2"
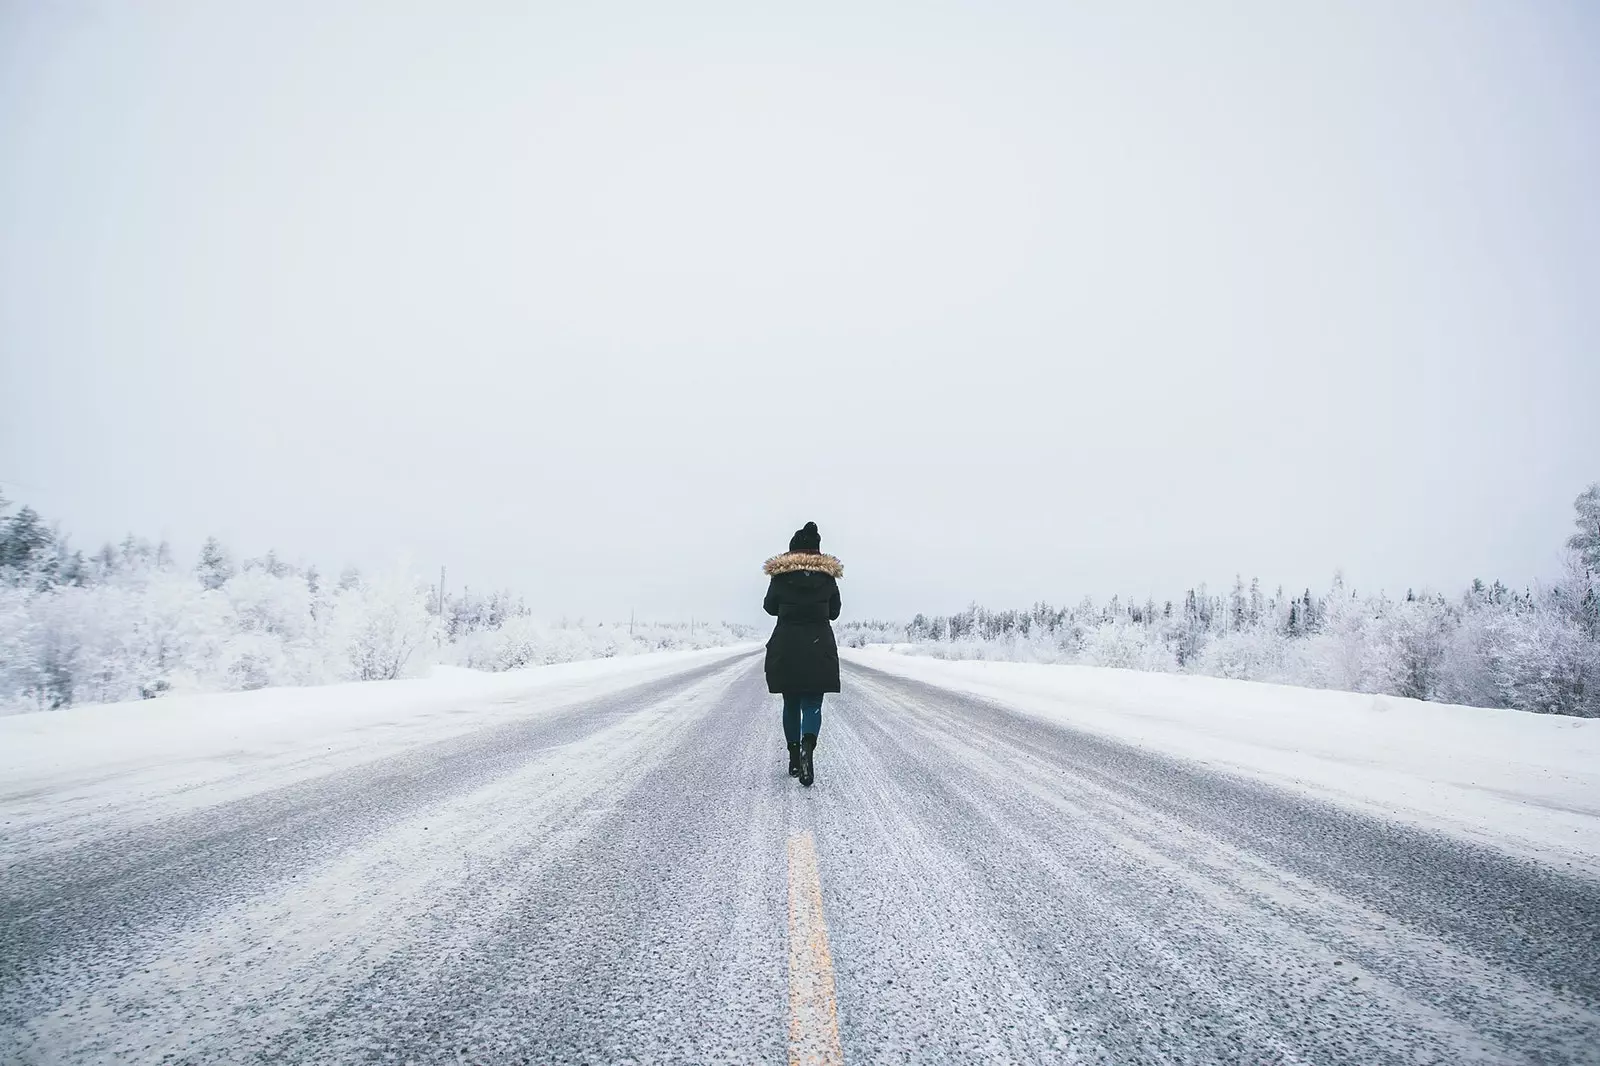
[
  {"x1": 0, "y1": 644, "x2": 759, "y2": 858},
  {"x1": 845, "y1": 647, "x2": 1600, "y2": 877}
]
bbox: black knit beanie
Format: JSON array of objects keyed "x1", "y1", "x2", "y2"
[{"x1": 788, "y1": 521, "x2": 822, "y2": 553}]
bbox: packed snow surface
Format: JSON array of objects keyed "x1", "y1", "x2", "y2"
[
  {"x1": 0, "y1": 645, "x2": 759, "y2": 859},
  {"x1": 3, "y1": 650, "x2": 1597, "y2": 1062},
  {"x1": 846, "y1": 647, "x2": 1600, "y2": 876}
]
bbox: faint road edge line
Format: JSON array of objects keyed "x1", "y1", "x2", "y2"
[{"x1": 788, "y1": 831, "x2": 845, "y2": 1066}]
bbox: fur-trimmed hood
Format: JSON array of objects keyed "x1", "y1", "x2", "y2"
[{"x1": 763, "y1": 552, "x2": 844, "y2": 579}]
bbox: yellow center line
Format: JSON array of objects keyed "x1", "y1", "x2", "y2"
[{"x1": 787, "y1": 831, "x2": 845, "y2": 1066}]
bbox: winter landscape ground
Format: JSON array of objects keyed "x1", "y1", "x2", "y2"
[
  {"x1": 3, "y1": 644, "x2": 1598, "y2": 1063},
  {"x1": 2, "y1": 494, "x2": 1598, "y2": 1063},
  {"x1": 6, "y1": 2, "x2": 1599, "y2": 1063}
]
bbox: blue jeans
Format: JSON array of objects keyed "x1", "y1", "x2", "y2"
[{"x1": 782, "y1": 692, "x2": 824, "y2": 745}]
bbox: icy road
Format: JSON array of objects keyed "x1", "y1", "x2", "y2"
[{"x1": 3, "y1": 650, "x2": 1598, "y2": 1064}]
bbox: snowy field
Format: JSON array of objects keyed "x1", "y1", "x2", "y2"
[
  {"x1": 847, "y1": 647, "x2": 1600, "y2": 877},
  {"x1": 0, "y1": 645, "x2": 760, "y2": 863}
]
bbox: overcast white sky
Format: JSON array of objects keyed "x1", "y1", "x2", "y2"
[{"x1": 2, "y1": 1, "x2": 1597, "y2": 624}]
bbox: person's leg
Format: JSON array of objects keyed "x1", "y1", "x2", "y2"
[
  {"x1": 781, "y1": 693, "x2": 802, "y2": 747},
  {"x1": 798, "y1": 693, "x2": 823, "y2": 786},
  {"x1": 801, "y1": 693, "x2": 823, "y2": 740}
]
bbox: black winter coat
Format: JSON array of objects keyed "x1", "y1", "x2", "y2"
[{"x1": 762, "y1": 552, "x2": 843, "y2": 694}]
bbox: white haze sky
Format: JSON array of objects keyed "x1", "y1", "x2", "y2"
[{"x1": 2, "y1": 1, "x2": 1597, "y2": 624}]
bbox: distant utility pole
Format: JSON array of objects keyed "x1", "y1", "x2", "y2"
[
  {"x1": 630, "y1": 609, "x2": 635, "y2": 636},
  {"x1": 438, "y1": 566, "x2": 446, "y2": 617}
]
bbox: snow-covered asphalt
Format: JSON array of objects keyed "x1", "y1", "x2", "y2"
[{"x1": 3, "y1": 652, "x2": 1598, "y2": 1064}]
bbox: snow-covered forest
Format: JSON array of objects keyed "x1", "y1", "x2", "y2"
[
  {"x1": 843, "y1": 484, "x2": 1600, "y2": 718},
  {"x1": 0, "y1": 497, "x2": 754, "y2": 714},
  {"x1": 7, "y1": 486, "x2": 1597, "y2": 717}
]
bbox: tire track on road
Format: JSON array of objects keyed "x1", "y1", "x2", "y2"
[
  {"x1": 0, "y1": 656, "x2": 748, "y2": 1042},
  {"x1": 260, "y1": 663, "x2": 792, "y2": 1065},
  {"x1": 815, "y1": 665, "x2": 1600, "y2": 1064}
]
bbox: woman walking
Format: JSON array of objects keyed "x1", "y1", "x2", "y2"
[{"x1": 763, "y1": 522, "x2": 843, "y2": 787}]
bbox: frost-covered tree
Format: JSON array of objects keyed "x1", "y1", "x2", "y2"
[
  {"x1": 844, "y1": 483, "x2": 1600, "y2": 717},
  {"x1": 1175, "y1": 589, "x2": 1205, "y2": 665},
  {"x1": 196, "y1": 537, "x2": 235, "y2": 591},
  {"x1": 1081, "y1": 619, "x2": 1176, "y2": 671},
  {"x1": 1486, "y1": 593, "x2": 1595, "y2": 716},
  {"x1": 0, "y1": 584, "x2": 42, "y2": 703},
  {"x1": 0, "y1": 505, "x2": 56, "y2": 583},
  {"x1": 1375, "y1": 595, "x2": 1452, "y2": 701},
  {"x1": 327, "y1": 570, "x2": 435, "y2": 681},
  {"x1": 0, "y1": 498, "x2": 755, "y2": 712},
  {"x1": 1569, "y1": 483, "x2": 1600, "y2": 573},
  {"x1": 244, "y1": 549, "x2": 293, "y2": 579},
  {"x1": 220, "y1": 568, "x2": 321, "y2": 689}
]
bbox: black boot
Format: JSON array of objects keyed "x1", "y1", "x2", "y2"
[
  {"x1": 787, "y1": 743, "x2": 802, "y2": 777},
  {"x1": 799, "y1": 733, "x2": 817, "y2": 787}
]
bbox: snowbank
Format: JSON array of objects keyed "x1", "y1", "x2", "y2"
[
  {"x1": 0, "y1": 645, "x2": 759, "y2": 857},
  {"x1": 845, "y1": 647, "x2": 1600, "y2": 876}
]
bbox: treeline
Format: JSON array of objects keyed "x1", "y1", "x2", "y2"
[
  {"x1": 0, "y1": 496, "x2": 753, "y2": 713},
  {"x1": 843, "y1": 484, "x2": 1600, "y2": 717}
]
